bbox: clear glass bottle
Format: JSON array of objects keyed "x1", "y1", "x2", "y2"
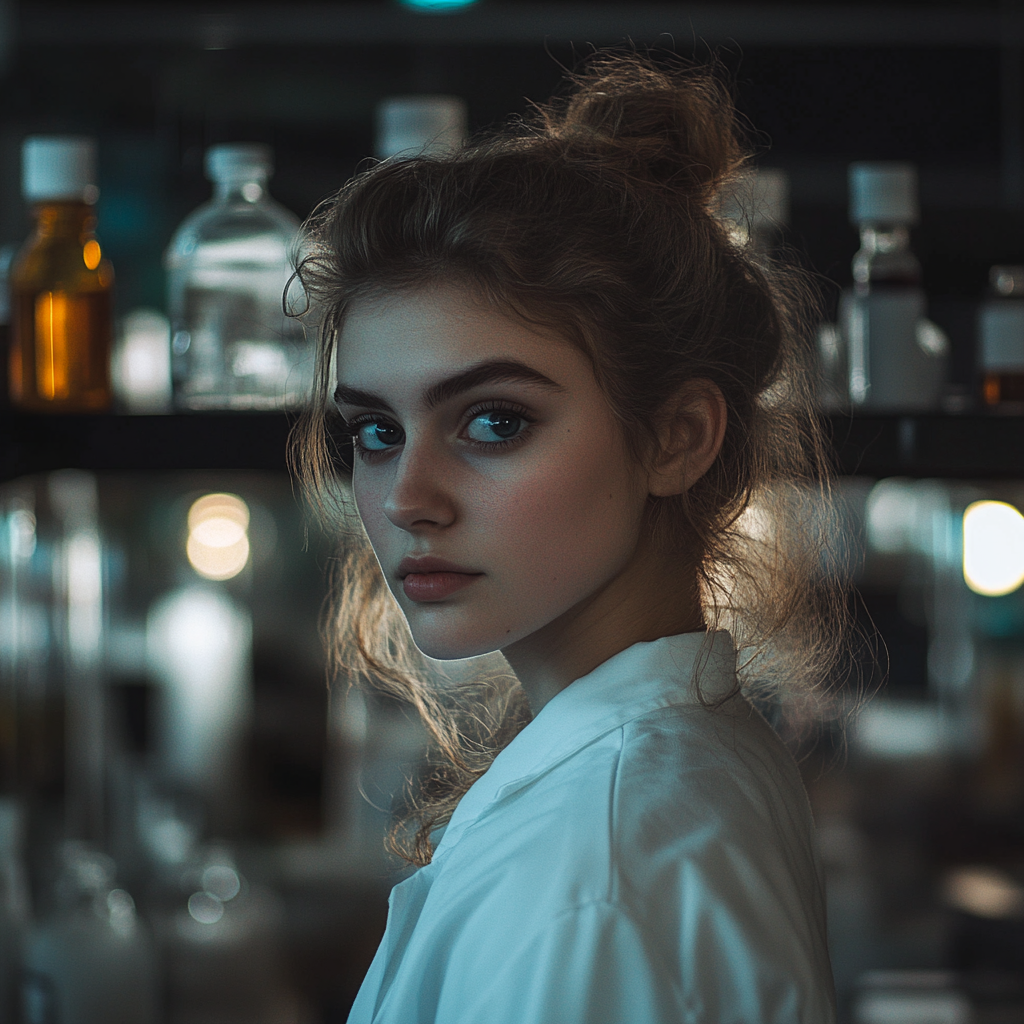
[
  {"x1": 165, "y1": 144, "x2": 309, "y2": 411},
  {"x1": 979, "y1": 265, "x2": 1024, "y2": 408},
  {"x1": 9, "y1": 137, "x2": 114, "y2": 413},
  {"x1": 842, "y1": 162, "x2": 946, "y2": 411}
]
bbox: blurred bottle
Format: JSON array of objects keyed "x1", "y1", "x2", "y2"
[
  {"x1": 718, "y1": 166, "x2": 790, "y2": 253},
  {"x1": 0, "y1": 244, "x2": 17, "y2": 411},
  {"x1": 166, "y1": 143, "x2": 308, "y2": 411},
  {"x1": 158, "y1": 844, "x2": 299, "y2": 1024},
  {"x1": 112, "y1": 308, "x2": 172, "y2": 413},
  {"x1": 0, "y1": 800, "x2": 30, "y2": 1024},
  {"x1": 9, "y1": 136, "x2": 114, "y2": 413},
  {"x1": 842, "y1": 162, "x2": 947, "y2": 411},
  {"x1": 22, "y1": 842, "x2": 157, "y2": 1024},
  {"x1": 979, "y1": 265, "x2": 1024, "y2": 409},
  {"x1": 375, "y1": 96, "x2": 467, "y2": 159}
]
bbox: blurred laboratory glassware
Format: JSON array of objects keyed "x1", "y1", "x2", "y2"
[
  {"x1": 49, "y1": 470, "x2": 106, "y2": 843},
  {"x1": 0, "y1": 800, "x2": 30, "y2": 1024},
  {"x1": 854, "y1": 971, "x2": 972, "y2": 1024},
  {"x1": 375, "y1": 96, "x2": 467, "y2": 159},
  {"x1": 166, "y1": 143, "x2": 309, "y2": 410},
  {"x1": 22, "y1": 842, "x2": 158, "y2": 1024},
  {"x1": 816, "y1": 322, "x2": 847, "y2": 412},
  {"x1": 0, "y1": 243, "x2": 17, "y2": 409},
  {"x1": 842, "y1": 162, "x2": 947, "y2": 411},
  {"x1": 160, "y1": 844, "x2": 298, "y2": 1024},
  {"x1": 9, "y1": 136, "x2": 114, "y2": 412},
  {"x1": 979, "y1": 265, "x2": 1024, "y2": 409},
  {"x1": 146, "y1": 584, "x2": 252, "y2": 831},
  {"x1": 112, "y1": 308, "x2": 172, "y2": 412},
  {"x1": 718, "y1": 166, "x2": 790, "y2": 252}
]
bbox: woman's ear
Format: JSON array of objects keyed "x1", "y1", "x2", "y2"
[{"x1": 647, "y1": 380, "x2": 728, "y2": 497}]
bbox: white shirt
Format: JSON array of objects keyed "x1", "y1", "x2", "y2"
[{"x1": 347, "y1": 631, "x2": 836, "y2": 1024}]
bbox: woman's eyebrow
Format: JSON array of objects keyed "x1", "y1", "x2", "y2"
[
  {"x1": 334, "y1": 359, "x2": 565, "y2": 411},
  {"x1": 333, "y1": 383, "x2": 394, "y2": 412},
  {"x1": 422, "y1": 359, "x2": 566, "y2": 408}
]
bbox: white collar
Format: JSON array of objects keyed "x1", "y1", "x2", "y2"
[{"x1": 434, "y1": 630, "x2": 737, "y2": 858}]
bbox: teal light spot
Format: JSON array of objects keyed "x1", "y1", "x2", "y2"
[
  {"x1": 974, "y1": 590, "x2": 1024, "y2": 638},
  {"x1": 399, "y1": 0, "x2": 478, "y2": 10}
]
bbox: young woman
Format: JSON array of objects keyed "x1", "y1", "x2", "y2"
[{"x1": 296, "y1": 52, "x2": 845, "y2": 1024}]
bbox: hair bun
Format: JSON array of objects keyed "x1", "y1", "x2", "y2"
[{"x1": 542, "y1": 55, "x2": 745, "y2": 199}]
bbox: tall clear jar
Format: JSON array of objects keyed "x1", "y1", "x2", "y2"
[{"x1": 165, "y1": 144, "x2": 309, "y2": 411}]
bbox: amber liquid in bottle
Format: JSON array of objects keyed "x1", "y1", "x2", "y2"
[
  {"x1": 9, "y1": 201, "x2": 114, "y2": 412},
  {"x1": 982, "y1": 372, "x2": 1024, "y2": 407}
]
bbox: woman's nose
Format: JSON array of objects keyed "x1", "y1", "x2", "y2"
[{"x1": 382, "y1": 440, "x2": 457, "y2": 532}]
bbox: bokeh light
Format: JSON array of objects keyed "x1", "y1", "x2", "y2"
[
  {"x1": 962, "y1": 500, "x2": 1024, "y2": 596},
  {"x1": 186, "y1": 493, "x2": 250, "y2": 581},
  {"x1": 187, "y1": 890, "x2": 224, "y2": 925}
]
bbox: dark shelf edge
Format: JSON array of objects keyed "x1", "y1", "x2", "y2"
[
  {"x1": 4, "y1": 411, "x2": 1024, "y2": 482},
  {"x1": 827, "y1": 413, "x2": 1024, "y2": 479},
  {"x1": 0, "y1": 412, "x2": 297, "y2": 482}
]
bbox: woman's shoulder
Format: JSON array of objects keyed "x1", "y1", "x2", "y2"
[{"x1": 608, "y1": 696, "x2": 822, "y2": 902}]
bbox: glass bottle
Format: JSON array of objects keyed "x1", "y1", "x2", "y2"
[
  {"x1": 9, "y1": 136, "x2": 114, "y2": 413},
  {"x1": 165, "y1": 144, "x2": 308, "y2": 411},
  {"x1": 978, "y1": 265, "x2": 1024, "y2": 408},
  {"x1": 841, "y1": 162, "x2": 947, "y2": 411},
  {"x1": 0, "y1": 800, "x2": 30, "y2": 1024}
]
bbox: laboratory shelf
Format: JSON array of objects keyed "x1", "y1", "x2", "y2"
[
  {"x1": 0, "y1": 412, "x2": 297, "y2": 482},
  {"x1": 827, "y1": 413, "x2": 1024, "y2": 480},
  {"x1": 4, "y1": 411, "x2": 1024, "y2": 482}
]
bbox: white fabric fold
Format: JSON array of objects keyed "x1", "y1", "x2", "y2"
[{"x1": 347, "y1": 631, "x2": 836, "y2": 1024}]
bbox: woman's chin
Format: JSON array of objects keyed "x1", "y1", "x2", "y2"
[{"x1": 409, "y1": 626, "x2": 503, "y2": 663}]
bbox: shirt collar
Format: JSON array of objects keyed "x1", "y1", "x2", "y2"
[{"x1": 434, "y1": 630, "x2": 737, "y2": 857}]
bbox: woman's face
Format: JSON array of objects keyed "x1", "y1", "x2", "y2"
[{"x1": 335, "y1": 283, "x2": 652, "y2": 662}]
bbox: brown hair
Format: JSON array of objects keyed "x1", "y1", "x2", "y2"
[{"x1": 293, "y1": 52, "x2": 849, "y2": 866}]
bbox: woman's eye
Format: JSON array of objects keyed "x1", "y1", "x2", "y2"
[
  {"x1": 355, "y1": 420, "x2": 404, "y2": 451},
  {"x1": 465, "y1": 411, "x2": 527, "y2": 443}
]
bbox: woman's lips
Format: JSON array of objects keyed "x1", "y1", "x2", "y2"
[
  {"x1": 402, "y1": 571, "x2": 482, "y2": 602},
  {"x1": 397, "y1": 556, "x2": 483, "y2": 602}
]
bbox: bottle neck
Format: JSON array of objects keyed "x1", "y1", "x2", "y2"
[
  {"x1": 33, "y1": 201, "x2": 97, "y2": 240},
  {"x1": 857, "y1": 223, "x2": 911, "y2": 256},
  {"x1": 853, "y1": 221, "x2": 921, "y2": 289},
  {"x1": 213, "y1": 172, "x2": 270, "y2": 204}
]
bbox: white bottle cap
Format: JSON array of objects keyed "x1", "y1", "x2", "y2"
[
  {"x1": 205, "y1": 143, "x2": 273, "y2": 182},
  {"x1": 375, "y1": 96, "x2": 468, "y2": 159},
  {"x1": 22, "y1": 135, "x2": 98, "y2": 203},
  {"x1": 849, "y1": 162, "x2": 919, "y2": 225}
]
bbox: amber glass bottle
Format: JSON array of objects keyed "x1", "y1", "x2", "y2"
[{"x1": 9, "y1": 137, "x2": 114, "y2": 412}]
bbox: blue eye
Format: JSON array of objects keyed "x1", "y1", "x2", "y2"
[
  {"x1": 355, "y1": 420, "x2": 404, "y2": 451},
  {"x1": 466, "y1": 411, "x2": 526, "y2": 443}
]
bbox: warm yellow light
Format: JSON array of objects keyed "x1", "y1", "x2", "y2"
[
  {"x1": 186, "y1": 493, "x2": 250, "y2": 581},
  {"x1": 83, "y1": 239, "x2": 101, "y2": 270},
  {"x1": 963, "y1": 500, "x2": 1024, "y2": 596}
]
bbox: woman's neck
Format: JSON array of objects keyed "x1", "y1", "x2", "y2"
[{"x1": 502, "y1": 537, "x2": 705, "y2": 714}]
